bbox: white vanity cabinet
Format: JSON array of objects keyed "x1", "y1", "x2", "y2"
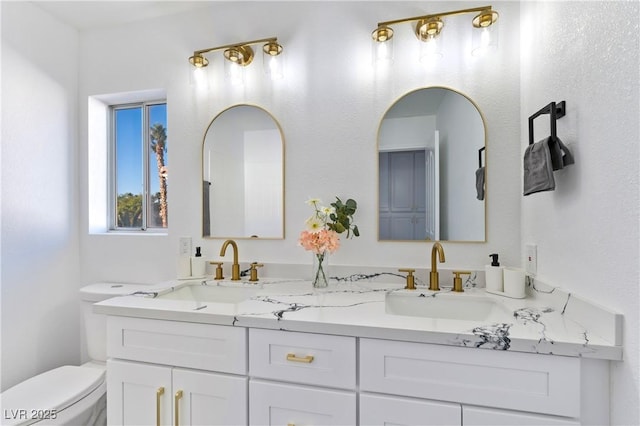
[
  {"x1": 462, "y1": 406, "x2": 579, "y2": 425},
  {"x1": 360, "y1": 392, "x2": 462, "y2": 425},
  {"x1": 248, "y1": 328, "x2": 357, "y2": 425},
  {"x1": 360, "y1": 338, "x2": 607, "y2": 425},
  {"x1": 106, "y1": 316, "x2": 248, "y2": 426},
  {"x1": 107, "y1": 359, "x2": 247, "y2": 425},
  {"x1": 104, "y1": 316, "x2": 609, "y2": 425}
]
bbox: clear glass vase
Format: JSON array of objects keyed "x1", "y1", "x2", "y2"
[{"x1": 312, "y1": 251, "x2": 329, "y2": 288}]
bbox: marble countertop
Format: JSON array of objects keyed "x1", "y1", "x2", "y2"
[{"x1": 94, "y1": 273, "x2": 623, "y2": 361}]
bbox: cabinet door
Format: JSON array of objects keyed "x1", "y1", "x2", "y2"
[
  {"x1": 249, "y1": 379, "x2": 356, "y2": 425},
  {"x1": 361, "y1": 393, "x2": 461, "y2": 426},
  {"x1": 463, "y1": 406, "x2": 580, "y2": 425},
  {"x1": 173, "y1": 368, "x2": 247, "y2": 426},
  {"x1": 107, "y1": 359, "x2": 171, "y2": 426}
]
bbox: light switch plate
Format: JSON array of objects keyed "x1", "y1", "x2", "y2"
[
  {"x1": 179, "y1": 237, "x2": 192, "y2": 257},
  {"x1": 525, "y1": 244, "x2": 537, "y2": 275}
]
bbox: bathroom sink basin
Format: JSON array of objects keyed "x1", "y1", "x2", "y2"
[
  {"x1": 157, "y1": 284, "x2": 259, "y2": 304},
  {"x1": 385, "y1": 291, "x2": 506, "y2": 321}
]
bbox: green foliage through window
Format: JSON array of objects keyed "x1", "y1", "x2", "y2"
[{"x1": 112, "y1": 102, "x2": 167, "y2": 230}]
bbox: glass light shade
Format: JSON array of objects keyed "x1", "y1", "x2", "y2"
[
  {"x1": 224, "y1": 59, "x2": 245, "y2": 86},
  {"x1": 471, "y1": 20, "x2": 499, "y2": 56},
  {"x1": 189, "y1": 64, "x2": 210, "y2": 88},
  {"x1": 263, "y1": 46, "x2": 284, "y2": 80},
  {"x1": 371, "y1": 26, "x2": 394, "y2": 65},
  {"x1": 419, "y1": 34, "x2": 443, "y2": 64},
  {"x1": 372, "y1": 38, "x2": 393, "y2": 65}
]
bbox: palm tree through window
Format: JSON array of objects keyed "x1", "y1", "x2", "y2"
[{"x1": 112, "y1": 102, "x2": 168, "y2": 230}]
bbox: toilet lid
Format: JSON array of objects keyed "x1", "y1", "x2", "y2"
[{"x1": 1, "y1": 365, "x2": 104, "y2": 424}]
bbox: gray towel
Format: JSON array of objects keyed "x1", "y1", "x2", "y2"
[
  {"x1": 475, "y1": 166, "x2": 485, "y2": 200},
  {"x1": 523, "y1": 140, "x2": 555, "y2": 196},
  {"x1": 546, "y1": 136, "x2": 575, "y2": 171}
]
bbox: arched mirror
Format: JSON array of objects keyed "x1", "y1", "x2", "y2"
[
  {"x1": 378, "y1": 87, "x2": 486, "y2": 242},
  {"x1": 202, "y1": 105, "x2": 284, "y2": 239}
]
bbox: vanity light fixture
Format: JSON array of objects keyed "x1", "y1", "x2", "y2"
[
  {"x1": 188, "y1": 37, "x2": 284, "y2": 86},
  {"x1": 371, "y1": 5, "x2": 499, "y2": 64}
]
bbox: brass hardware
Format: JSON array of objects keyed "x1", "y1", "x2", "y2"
[
  {"x1": 249, "y1": 262, "x2": 264, "y2": 282},
  {"x1": 156, "y1": 387, "x2": 164, "y2": 426},
  {"x1": 472, "y1": 10, "x2": 499, "y2": 28},
  {"x1": 174, "y1": 390, "x2": 183, "y2": 426},
  {"x1": 372, "y1": 5, "x2": 498, "y2": 48},
  {"x1": 452, "y1": 270, "x2": 472, "y2": 292},
  {"x1": 415, "y1": 17, "x2": 443, "y2": 41},
  {"x1": 210, "y1": 261, "x2": 224, "y2": 280},
  {"x1": 220, "y1": 240, "x2": 240, "y2": 280},
  {"x1": 399, "y1": 268, "x2": 416, "y2": 290},
  {"x1": 429, "y1": 242, "x2": 446, "y2": 291},
  {"x1": 188, "y1": 53, "x2": 208, "y2": 68},
  {"x1": 371, "y1": 25, "x2": 394, "y2": 42},
  {"x1": 375, "y1": 5, "x2": 498, "y2": 35},
  {"x1": 223, "y1": 45, "x2": 254, "y2": 66},
  {"x1": 189, "y1": 36, "x2": 282, "y2": 68},
  {"x1": 286, "y1": 353, "x2": 315, "y2": 363},
  {"x1": 263, "y1": 41, "x2": 283, "y2": 56}
]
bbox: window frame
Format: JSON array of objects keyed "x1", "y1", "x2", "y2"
[{"x1": 108, "y1": 99, "x2": 168, "y2": 232}]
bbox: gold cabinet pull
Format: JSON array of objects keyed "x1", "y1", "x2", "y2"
[
  {"x1": 156, "y1": 387, "x2": 165, "y2": 426},
  {"x1": 286, "y1": 353, "x2": 314, "y2": 363},
  {"x1": 174, "y1": 390, "x2": 183, "y2": 426}
]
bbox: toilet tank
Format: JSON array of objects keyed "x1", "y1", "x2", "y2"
[{"x1": 80, "y1": 282, "x2": 153, "y2": 362}]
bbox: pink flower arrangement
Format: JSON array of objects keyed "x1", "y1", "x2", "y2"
[
  {"x1": 299, "y1": 228, "x2": 340, "y2": 255},
  {"x1": 298, "y1": 197, "x2": 359, "y2": 288}
]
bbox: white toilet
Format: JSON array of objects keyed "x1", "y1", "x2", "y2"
[{"x1": 0, "y1": 282, "x2": 150, "y2": 425}]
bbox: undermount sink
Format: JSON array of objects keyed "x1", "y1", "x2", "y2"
[
  {"x1": 157, "y1": 283, "x2": 259, "y2": 304},
  {"x1": 385, "y1": 290, "x2": 506, "y2": 321}
]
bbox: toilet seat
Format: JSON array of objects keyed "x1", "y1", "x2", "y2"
[{"x1": 1, "y1": 365, "x2": 105, "y2": 425}]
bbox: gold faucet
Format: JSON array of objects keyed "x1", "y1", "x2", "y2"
[
  {"x1": 399, "y1": 268, "x2": 416, "y2": 290},
  {"x1": 219, "y1": 239, "x2": 240, "y2": 280},
  {"x1": 429, "y1": 242, "x2": 446, "y2": 291}
]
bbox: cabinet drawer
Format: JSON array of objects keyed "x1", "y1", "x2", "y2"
[
  {"x1": 249, "y1": 379, "x2": 356, "y2": 425},
  {"x1": 107, "y1": 316, "x2": 247, "y2": 374},
  {"x1": 463, "y1": 406, "x2": 580, "y2": 425},
  {"x1": 360, "y1": 338, "x2": 580, "y2": 418},
  {"x1": 249, "y1": 328, "x2": 356, "y2": 389},
  {"x1": 360, "y1": 392, "x2": 461, "y2": 425}
]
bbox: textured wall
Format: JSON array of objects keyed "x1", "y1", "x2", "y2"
[
  {"x1": 520, "y1": 2, "x2": 640, "y2": 424},
  {"x1": 1, "y1": 2, "x2": 80, "y2": 390}
]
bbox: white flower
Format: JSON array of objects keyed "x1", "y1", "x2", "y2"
[
  {"x1": 321, "y1": 206, "x2": 336, "y2": 216},
  {"x1": 305, "y1": 216, "x2": 324, "y2": 232},
  {"x1": 306, "y1": 197, "x2": 321, "y2": 206}
]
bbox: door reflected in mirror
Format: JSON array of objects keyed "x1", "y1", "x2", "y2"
[
  {"x1": 202, "y1": 105, "x2": 284, "y2": 239},
  {"x1": 378, "y1": 87, "x2": 486, "y2": 242}
]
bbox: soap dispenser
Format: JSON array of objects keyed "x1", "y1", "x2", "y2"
[
  {"x1": 485, "y1": 253, "x2": 504, "y2": 293},
  {"x1": 191, "y1": 247, "x2": 207, "y2": 278}
]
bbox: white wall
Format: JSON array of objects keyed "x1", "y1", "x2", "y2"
[
  {"x1": 520, "y1": 2, "x2": 640, "y2": 424},
  {"x1": 1, "y1": 2, "x2": 80, "y2": 390},
  {"x1": 77, "y1": 1, "x2": 522, "y2": 286}
]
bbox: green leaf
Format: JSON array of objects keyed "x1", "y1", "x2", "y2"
[{"x1": 353, "y1": 225, "x2": 360, "y2": 237}]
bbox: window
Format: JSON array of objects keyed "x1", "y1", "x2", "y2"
[{"x1": 110, "y1": 101, "x2": 168, "y2": 230}]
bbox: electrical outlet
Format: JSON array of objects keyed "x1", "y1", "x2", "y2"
[
  {"x1": 525, "y1": 244, "x2": 537, "y2": 275},
  {"x1": 179, "y1": 237, "x2": 192, "y2": 257}
]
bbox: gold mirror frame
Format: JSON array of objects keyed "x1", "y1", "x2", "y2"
[
  {"x1": 202, "y1": 104, "x2": 285, "y2": 239},
  {"x1": 377, "y1": 86, "x2": 487, "y2": 242}
]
